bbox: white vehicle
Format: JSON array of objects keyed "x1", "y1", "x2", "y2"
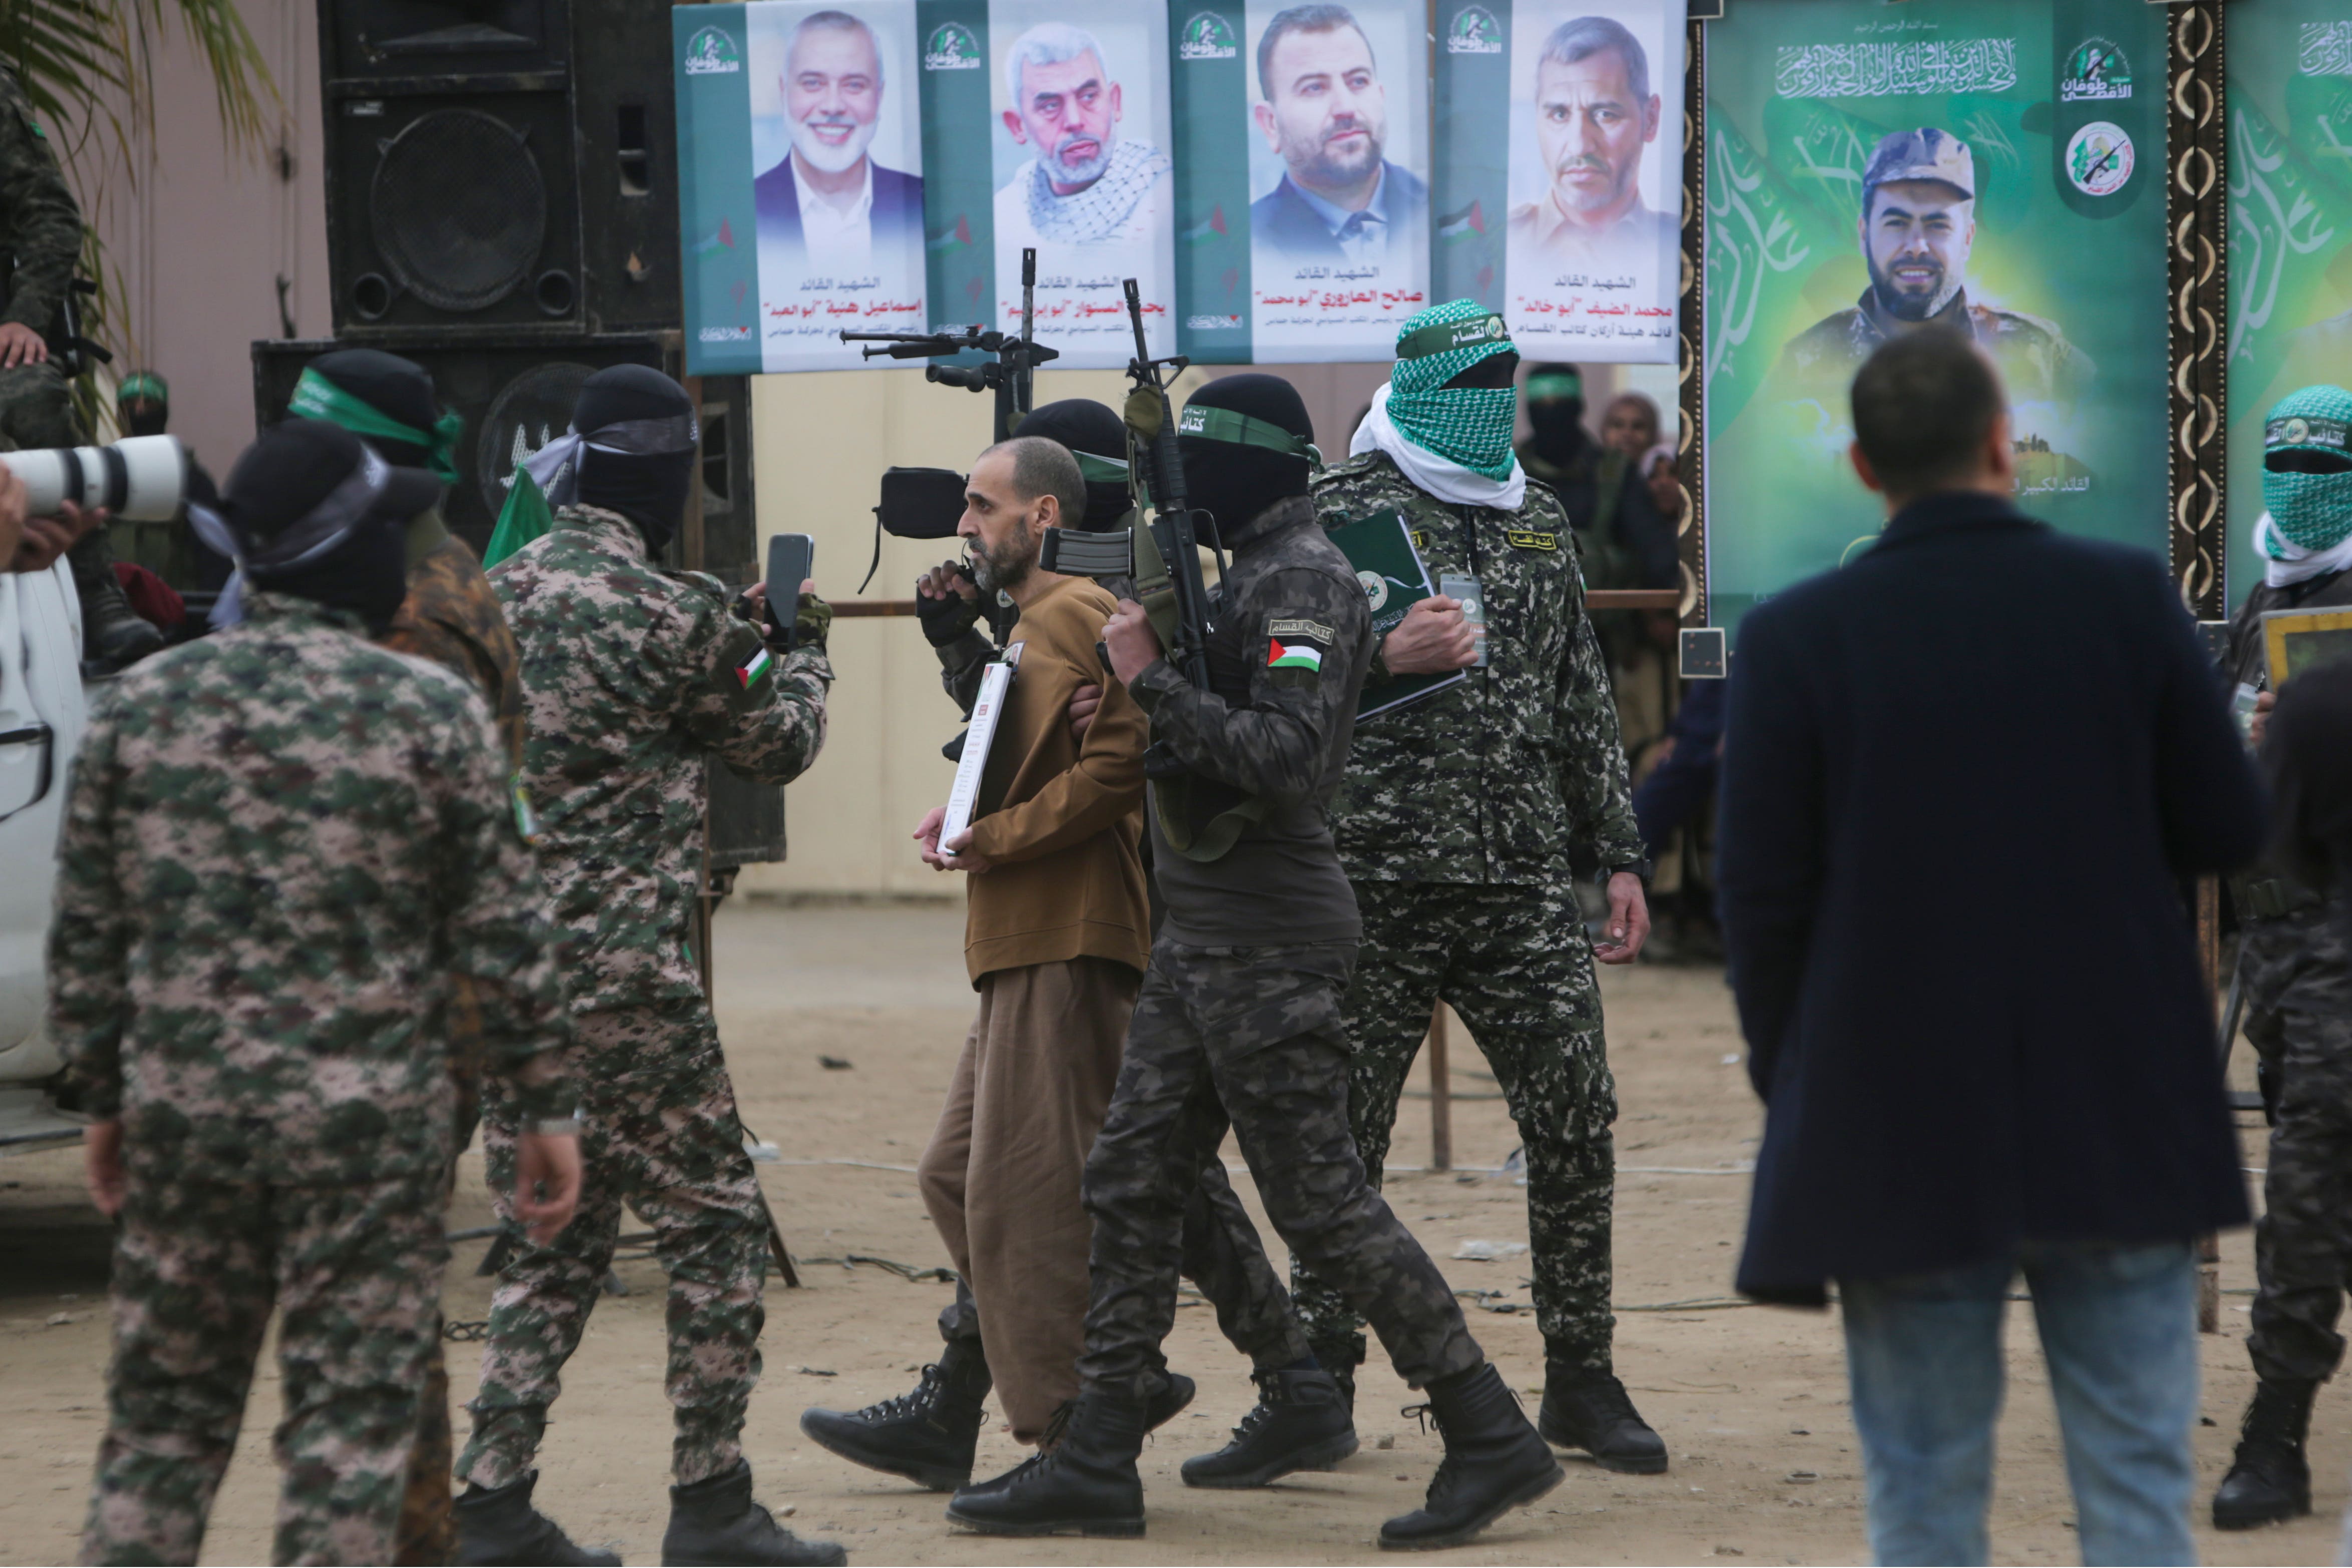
[{"x1": 0, "y1": 558, "x2": 91, "y2": 1154}]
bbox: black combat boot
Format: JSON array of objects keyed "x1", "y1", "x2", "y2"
[
  {"x1": 1378, "y1": 1362, "x2": 1563, "y2": 1551},
  {"x1": 2212, "y1": 1378, "x2": 2317, "y2": 1529},
  {"x1": 1309, "y1": 1331, "x2": 1367, "y2": 1414},
  {"x1": 67, "y1": 528, "x2": 163, "y2": 669},
  {"x1": 799, "y1": 1338, "x2": 991, "y2": 1490},
  {"x1": 452, "y1": 1471, "x2": 620, "y2": 1567},
  {"x1": 662, "y1": 1460, "x2": 846, "y2": 1566},
  {"x1": 1145, "y1": 1366, "x2": 1196, "y2": 1430},
  {"x1": 945, "y1": 1389, "x2": 1147, "y2": 1537},
  {"x1": 1181, "y1": 1366, "x2": 1360, "y2": 1488},
  {"x1": 1538, "y1": 1361, "x2": 1669, "y2": 1474}
]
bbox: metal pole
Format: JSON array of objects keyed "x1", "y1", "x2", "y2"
[{"x1": 1428, "y1": 1001, "x2": 1452, "y2": 1173}]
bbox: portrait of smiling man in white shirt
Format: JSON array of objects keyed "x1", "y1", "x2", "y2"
[{"x1": 753, "y1": 7, "x2": 925, "y2": 276}]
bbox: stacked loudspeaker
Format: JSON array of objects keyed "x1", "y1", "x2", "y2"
[{"x1": 253, "y1": 0, "x2": 779, "y2": 866}]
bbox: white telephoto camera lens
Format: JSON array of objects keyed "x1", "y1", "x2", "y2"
[{"x1": 0, "y1": 434, "x2": 187, "y2": 521}]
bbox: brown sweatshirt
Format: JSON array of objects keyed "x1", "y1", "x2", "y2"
[{"x1": 962, "y1": 575, "x2": 1149, "y2": 982}]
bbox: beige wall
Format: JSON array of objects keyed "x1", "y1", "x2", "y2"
[{"x1": 75, "y1": 0, "x2": 331, "y2": 462}]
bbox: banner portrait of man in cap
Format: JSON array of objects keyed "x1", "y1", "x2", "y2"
[{"x1": 1775, "y1": 127, "x2": 2092, "y2": 402}]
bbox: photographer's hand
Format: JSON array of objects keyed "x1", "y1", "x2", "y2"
[
  {"x1": 0, "y1": 321, "x2": 49, "y2": 369},
  {"x1": 13, "y1": 500, "x2": 99, "y2": 575},
  {"x1": 0, "y1": 464, "x2": 26, "y2": 570}
]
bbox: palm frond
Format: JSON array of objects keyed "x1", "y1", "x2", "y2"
[{"x1": 0, "y1": 0, "x2": 281, "y2": 395}]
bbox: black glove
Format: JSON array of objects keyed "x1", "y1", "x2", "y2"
[{"x1": 916, "y1": 573, "x2": 985, "y2": 648}]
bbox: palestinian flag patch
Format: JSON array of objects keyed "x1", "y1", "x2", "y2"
[
  {"x1": 1268, "y1": 638, "x2": 1323, "y2": 673},
  {"x1": 736, "y1": 647, "x2": 774, "y2": 689}
]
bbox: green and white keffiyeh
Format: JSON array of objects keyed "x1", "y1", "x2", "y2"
[
  {"x1": 1382, "y1": 299, "x2": 1519, "y2": 481},
  {"x1": 2262, "y1": 384, "x2": 2352, "y2": 554}
]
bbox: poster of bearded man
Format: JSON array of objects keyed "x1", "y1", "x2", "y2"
[
  {"x1": 1242, "y1": 1, "x2": 1432, "y2": 362},
  {"x1": 748, "y1": 1, "x2": 928, "y2": 368},
  {"x1": 1434, "y1": 0, "x2": 1681, "y2": 363},
  {"x1": 990, "y1": 3, "x2": 1177, "y2": 366}
]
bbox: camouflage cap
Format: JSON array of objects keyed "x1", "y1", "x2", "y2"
[{"x1": 1862, "y1": 128, "x2": 1974, "y2": 202}]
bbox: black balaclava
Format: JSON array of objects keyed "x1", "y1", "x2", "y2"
[
  {"x1": 1522, "y1": 361, "x2": 1589, "y2": 464},
  {"x1": 307, "y1": 348, "x2": 443, "y2": 471},
  {"x1": 569, "y1": 365, "x2": 700, "y2": 555},
  {"x1": 1175, "y1": 374, "x2": 1316, "y2": 548},
  {"x1": 215, "y1": 419, "x2": 432, "y2": 635},
  {"x1": 1014, "y1": 399, "x2": 1130, "y2": 529}
]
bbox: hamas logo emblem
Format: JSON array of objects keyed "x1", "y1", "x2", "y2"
[
  {"x1": 2066, "y1": 121, "x2": 2134, "y2": 197},
  {"x1": 1446, "y1": 6, "x2": 1503, "y2": 55},
  {"x1": 924, "y1": 23, "x2": 983, "y2": 71},
  {"x1": 2061, "y1": 38, "x2": 2131, "y2": 102},
  {"x1": 1179, "y1": 13, "x2": 1239, "y2": 61},
  {"x1": 682, "y1": 26, "x2": 741, "y2": 75},
  {"x1": 1357, "y1": 570, "x2": 1391, "y2": 611},
  {"x1": 2271, "y1": 415, "x2": 2350, "y2": 450}
]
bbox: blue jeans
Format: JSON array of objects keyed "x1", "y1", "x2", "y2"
[{"x1": 1840, "y1": 1239, "x2": 2199, "y2": 1567}]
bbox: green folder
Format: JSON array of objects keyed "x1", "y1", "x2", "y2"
[{"x1": 1326, "y1": 509, "x2": 1467, "y2": 720}]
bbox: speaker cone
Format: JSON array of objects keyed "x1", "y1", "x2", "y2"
[{"x1": 371, "y1": 109, "x2": 549, "y2": 312}]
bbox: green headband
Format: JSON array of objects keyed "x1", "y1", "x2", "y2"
[
  {"x1": 1525, "y1": 371, "x2": 1582, "y2": 403},
  {"x1": 1074, "y1": 450, "x2": 1129, "y2": 485},
  {"x1": 1396, "y1": 312, "x2": 1511, "y2": 362},
  {"x1": 117, "y1": 372, "x2": 168, "y2": 406},
  {"x1": 1175, "y1": 403, "x2": 1323, "y2": 468},
  {"x1": 287, "y1": 366, "x2": 464, "y2": 486}
]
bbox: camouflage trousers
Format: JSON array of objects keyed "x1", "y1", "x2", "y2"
[
  {"x1": 82, "y1": 1171, "x2": 447, "y2": 1566},
  {"x1": 0, "y1": 358, "x2": 80, "y2": 449},
  {"x1": 2242, "y1": 903, "x2": 2352, "y2": 1386},
  {"x1": 1077, "y1": 939, "x2": 1482, "y2": 1397},
  {"x1": 1294, "y1": 880, "x2": 1619, "y2": 1375},
  {"x1": 459, "y1": 1002, "x2": 768, "y2": 1489}
]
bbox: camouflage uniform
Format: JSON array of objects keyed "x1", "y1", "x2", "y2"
[
  {"x1": 51, "y1": 591, "x2": 575, "y2": 1566},
  {"x1": 459, "y1": 503, "x2": 830, "y2": 1490},
  {"x1": 0, "y1": 65, "x2": 87, "y2": 450},
  {"x1": 1294, "y1": 450, "x2": 1645, "y2": 1379},
  {"x1": 375, "y1": 507, "x2": 526, "y2": 1565},
  {"x1": 1078, "y1": 495, "x2": 1484, "y2": 1397},
  {"x1": 1777, "y1": 286, "x2": 2094, "y2": 404},
  {"x1": 2226, "y1": 573, "x2": 2352, "y2": 1386}
]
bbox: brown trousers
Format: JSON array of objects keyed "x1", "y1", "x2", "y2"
[{"x1": 917, "y1": 956, "x2": 1139, "y2": 1441}]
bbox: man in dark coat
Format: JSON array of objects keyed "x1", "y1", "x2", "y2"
[{"x1": 1717, "y1": 328, "x2": 2268, "y2": 1567}]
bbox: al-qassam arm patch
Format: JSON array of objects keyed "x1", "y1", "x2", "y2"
[{"x1": 1265, "y1": 616, "x2": 1336, "y2": 688}]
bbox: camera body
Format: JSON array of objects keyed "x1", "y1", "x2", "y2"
[{"x1": 0, "y1": 435, "x2": 187, "y2": 521}]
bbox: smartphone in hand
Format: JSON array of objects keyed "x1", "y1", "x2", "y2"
[{"x1": 764, "y1": 533, "x2": 815, "y2": 647}]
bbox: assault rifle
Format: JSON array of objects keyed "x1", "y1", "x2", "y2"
[
  {"x1": 840, "y1": 248, "x2": 1056, "y2": 445},
  {"x1": 1038, "y1": 279, "x2": 1217, "y2": 768}
]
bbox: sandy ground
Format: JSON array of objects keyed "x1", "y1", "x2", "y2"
[{"x1": 1, "y1": 897, "x2": 2341, "y2": 1567}]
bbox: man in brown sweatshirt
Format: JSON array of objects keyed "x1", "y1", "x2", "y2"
[{"x1": 875, "y1": 437, "x2": 1154, "y2": 1449}]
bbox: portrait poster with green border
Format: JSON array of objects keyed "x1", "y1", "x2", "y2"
[
  {"x1": 1701, "y1": 0, "x2": 2169, "y2": 637},
  {"x1": 2225, "y1": 5, "x2": 2352, "y2": 609},
  {"x1": 1431, "y1": 0, "x2": 1683, "y2": 364}
]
